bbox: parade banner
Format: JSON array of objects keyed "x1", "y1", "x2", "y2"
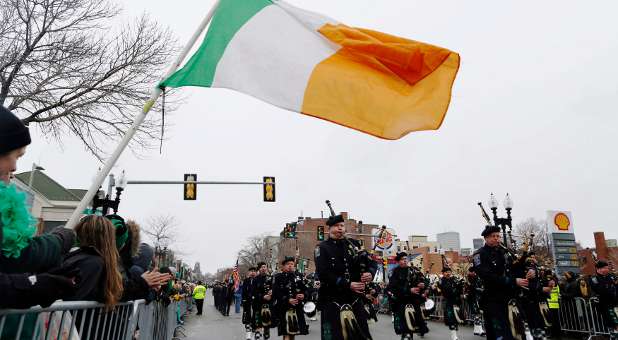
[{"x1": 161, "y1": 0, "x2": 460, "y2": 140}]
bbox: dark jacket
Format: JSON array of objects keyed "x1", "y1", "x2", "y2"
[
  {"x1": 0, "y1": 225, "x2": 75, "y2": 274},
  {"x1": 315, "y1": 238, "x2": 377, "y2": 305},
  {"x1": 62, "y1": 247, "x2": 105, "y2": 302},
  {"x1": 387, "y1": 265, "x2": 426, "y2": 305},
  {"x1": 473, "y1": 244, "x2": 517, "y2": 303}
]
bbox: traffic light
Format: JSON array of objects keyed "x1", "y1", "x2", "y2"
[
  {"x1": 317, "y1": 226, "x2": 325, "y2": 241},
  {"x1": 263, "y1": 176, "x2": 275, "y2": 202},
  {"x1": 184, "y1": 174, "x2": 197, "y2": 200},
  {"x1": 285, "y1": 222, "x2": 297, "y2": 238}
]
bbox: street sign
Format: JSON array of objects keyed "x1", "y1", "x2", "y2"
[
  {"x1": 183, "y1": 174, "x2": 197, "y2": 200},
  {"x1": 263, "y1": 177, "x2": 275, "y2": 202}
]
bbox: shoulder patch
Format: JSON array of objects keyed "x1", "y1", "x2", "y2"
[{"x1": 473, "y1": 254, "x2": 481, "y2": 266}]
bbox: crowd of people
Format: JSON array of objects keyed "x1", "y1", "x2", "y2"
[
  {"x1": 2, "y1": 102, "x2": 617, "y2": 340},
  {"x1": 229, "y1": 211, "x2": 617, "y2": 340},
  {"x1": 0, "y1": 105, "x2": 187, "y2": 336}
]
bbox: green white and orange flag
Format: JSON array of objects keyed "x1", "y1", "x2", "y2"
[{"x1": 161, "y1": 0, "x2": 460, "y2": 140}]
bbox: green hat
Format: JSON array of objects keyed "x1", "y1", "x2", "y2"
[{"x1": 106, "y1": 214, "x2": 128, "y2": 249}]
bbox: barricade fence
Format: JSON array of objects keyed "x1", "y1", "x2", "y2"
[
  {"x1": 0, "y1": 297, "x2": 192, "y2": 340},
  {"x1": 422, "y1": 295, "x2": 613, "y2": 338}
]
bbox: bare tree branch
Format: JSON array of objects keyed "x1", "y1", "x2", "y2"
[
  {"x1": 514, "y1": 217, "x2": 553, "y2": 265},
  {"x1": 0, "y1": 0, "x2": 180, "y2": 160},
  {"x1": 237, "y1": 233, "x2": 275, "y2": 269},
  {"x1": 143, "y1": 214, "x2": 178, "y2": 249}
]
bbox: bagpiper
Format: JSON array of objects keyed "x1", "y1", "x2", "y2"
[
  {"x1": 242, "y1": 267, "x2": 258, "y2": 340},
  {"x1": 387, "y1": 252, "x2": 428, "y2": 339},
  {"x1": 273, "y1": 257, "x2": 308, "y2": 339},
  {"x1": 254, "y1": 261, "x2": 275, "y2": 339},
  {"x1": 315, "y1": 202, "x2": 377, "y2": 340}
]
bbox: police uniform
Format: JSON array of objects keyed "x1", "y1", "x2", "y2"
[
  {"x1": 254, "y1": 272, "x2": 275, "y2": 339},
  {"x1": 387, "y1": 261, "x2": 428, "y2": 339},
  {"x1": 273, "y1": 269, "x2": 308, "y2": 336},
  {"x1": 465, "y1": 268, "x2": 486, "y2": 336},
  {"x1": 242, "y1": 274, "x2": 258, "y2": 332},
  {"x1": 439, "y1": 271, "x2": 463, "y2": 333},
  {"x1": 315, "y1": 214, "x2": 377, "y2": 340},
  {"x1": 473, "y1": 225, "x2": 516, "y2": 340},
  {"x1": 514, "y1": 256, "x2": 547, "y2": 339},
  {"x1": 589, "y1": 261, "x2": 618, "y2": 335}
]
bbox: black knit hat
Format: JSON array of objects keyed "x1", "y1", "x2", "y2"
[
  {"x1": 0, "y1": 106, "x2": 31, "y2": 154},
  {"x1": 442, "y1": 267, "x2": 452, "y2": 273}
]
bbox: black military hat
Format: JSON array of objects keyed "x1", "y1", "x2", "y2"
[
  {"x1": 281, "y1": 256, "x2": 295, "y2": 265},
  {"x1": 468, "y1": 266, "x2": 476, "y2": 272},
  {"x1": 595, "y1": 260, "x2": 609, "y2": 269},
  {"x1": 442, "y1": 266, "x2": 452, "y2": 273},
  {"x1": 395, "y1": 252, "x2": 408, "y2": 261},
  {"x1": 257, "y1": 261, "x2": 267, "y2": 268},
  {"x1": 326, "y1": 214, "x2": 344, "y2": 226},
  {"x1": 248, "y1": 267, "x2": 257, "y2": 271},
  {"x1": 481, "y1": 225, "x2": 501, "y2": 237}
]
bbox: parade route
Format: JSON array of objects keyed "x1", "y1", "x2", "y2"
[{"x1": 184, "y1": 292, "x2": 479, "y2": 340}]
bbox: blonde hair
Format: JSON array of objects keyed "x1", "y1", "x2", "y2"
[{"x1": 75, "y1": 215, "x2": 124, "y2": 309}]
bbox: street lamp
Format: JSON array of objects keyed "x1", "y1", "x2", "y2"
[
  {"x1": 92, "y1": 170, "x2": 127, "y2": 215},
  {"x1": 488, "y1": 193, "x2": 514, "y2": 246},
  {"x1": 28, "y1": 163, "x2": 45, "y2": 188}
]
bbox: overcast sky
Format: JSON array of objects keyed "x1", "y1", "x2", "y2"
[{"x1": 19, "y1": 0, "x2": 618, "y2": 274}]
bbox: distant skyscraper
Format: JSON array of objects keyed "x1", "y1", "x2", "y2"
[
  {"x1": 437, "y1": 232, "x2": 461, "y2": 252},
  {"x1": 473, "y1": 238, "x2": 484, "y2": 250}
]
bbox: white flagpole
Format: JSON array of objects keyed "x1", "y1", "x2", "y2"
[{"x1": 65, "y1": 0, "x2": 221, "y2": 229}]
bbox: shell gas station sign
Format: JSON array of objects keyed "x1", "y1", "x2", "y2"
[
  {"x1": 547, "y1": 210, "x2": 580, "y2": 275},
  {"x1": 548, "y1": 211, "x2": 574, "y2": 233}
]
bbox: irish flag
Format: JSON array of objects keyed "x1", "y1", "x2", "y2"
[{"x1": 162, "y1": 0, "x2": 460, "y2": 140}]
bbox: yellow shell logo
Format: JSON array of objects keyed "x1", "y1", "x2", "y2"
[{"x1": 554, "y1": 213, "x2": 570, "y2": 231}]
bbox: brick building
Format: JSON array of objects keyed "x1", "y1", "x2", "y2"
[
  {"x1": 278, "y1": 212, "x2": 381, "y2": 273},
  {"x1": 579, "y1": 231, "x2": 618, "y2": 275}
]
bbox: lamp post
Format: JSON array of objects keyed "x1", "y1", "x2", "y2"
[
  {"x1": 28, "y1": 163, "x2": 45, "y2": 188},
  {"x1": 91, "y1": 170, "x2": 127, "y2": 215},
  {"x1": 488, "y1": 193, "x2": 514, "y2": 246}
]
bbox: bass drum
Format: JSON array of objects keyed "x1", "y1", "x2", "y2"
[
  {"x1": 424, "y1": 299, "x2": 435, "y2": 311},
  {"x1": 303, "y1": 301, "x2": 317, "y2": 318}
]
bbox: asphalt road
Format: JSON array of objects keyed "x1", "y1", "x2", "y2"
[{"x1": 183, "y1": 292, "x2": 480, "y2": 340}]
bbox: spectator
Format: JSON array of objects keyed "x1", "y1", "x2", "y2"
[
  {"x1": 1, "y1": 105, "x2": 77, "y2": 310},
  {"x1": 105, "y1": 215, "x2": 170, "y2": 301},
  {"x1": 62, "y1": 215, "x2": 123, "y2": 308}
]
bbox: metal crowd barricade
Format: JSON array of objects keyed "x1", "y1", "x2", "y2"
[
  {"x1": 558, "y1": 297, "x2": 591, "y2": 335},
  {"x1": 0, "y1": 299, "x2": 144, "y2": 340}
]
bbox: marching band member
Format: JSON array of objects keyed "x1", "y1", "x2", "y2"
[
  {"x1": 243, "y1": 267, "x2": 258, "y2": 340},
  {"x1": 315, "y1": 206, "x2": 376, "y2": 340},
  {"x1": 439, "y1": 267, "x2": 463, "y2": 340},
  {"x1": 254, "y1": 262, "x2": 275, "y2": 339},
  {"x1": 387, "y1": 252, "x2": 428, "y2": 339},
  {"x1": 273, "y1": 257, "x2": 308, "y2": 339}
]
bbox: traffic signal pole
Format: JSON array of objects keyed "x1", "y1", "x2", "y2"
[{"x1": 127, "y1": 180, "x2": 273, "y2": 185}]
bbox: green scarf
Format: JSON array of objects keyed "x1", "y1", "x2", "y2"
[{"x1": 0, "y1": 182, "x2": 36, "y2": 258}]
